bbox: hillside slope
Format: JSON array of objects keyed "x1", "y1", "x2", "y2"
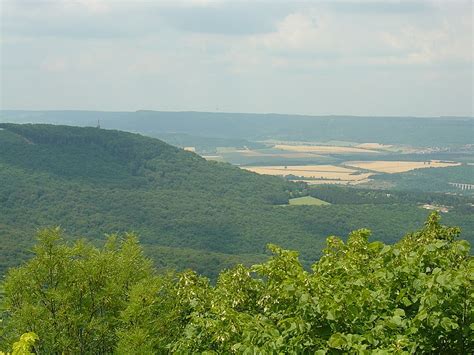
[{"x1": 0, "y1": 124, "x2": 472, "y2": 278}]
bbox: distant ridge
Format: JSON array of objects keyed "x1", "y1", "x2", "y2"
[{"x1": 1, "y1": 110, "x2": 472, "y2": 146}]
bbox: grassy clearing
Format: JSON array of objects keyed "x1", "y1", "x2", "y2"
[{"x1": 287, "y1": 196, "x2": 330, "y2": 206}]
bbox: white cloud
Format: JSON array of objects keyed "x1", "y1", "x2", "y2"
[
  {"x1": 40, "y1": 57, "x2": 68, "y2": 72},
  {"x1": 1, "y1": 0, "x2": 472, "y2": 116},
  {"x1": 65, "y1": 0, "x2": 111, "y2": 13},
  {"x1": 380, "y1": 21, "x2": 472, "y2": 65}
]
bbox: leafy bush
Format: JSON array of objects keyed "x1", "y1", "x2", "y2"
[
  {"x1": 1, "y1": 213, "x2": 472, "y2": 353},
  {"x1": 1, "y1": 332, "x2": 38, "y2": 355},
  {"x1": 1, "y1": 228, "x2": 152, "y2": 354}
]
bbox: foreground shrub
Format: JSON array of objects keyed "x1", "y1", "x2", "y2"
[{"x1": 1, "y1": 213, "x2": 472, "y2": 353}]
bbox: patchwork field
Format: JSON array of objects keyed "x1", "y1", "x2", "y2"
[
  {"x1": 243, "y1": 165, "x2": 374, "y2": 185},
  {"x1": 207, "y1": 141, "x2": 467, "y2": 190},
  {"x1": 201, "y1": 141, "x2": 440, "y2": 167},
  {"x1": 343, "y1": 160, "x2": 461, "y2": 174}
]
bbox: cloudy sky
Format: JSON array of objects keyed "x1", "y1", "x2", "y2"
[{"x1": 0, "y1": 0, "x2": 472, "y2": 116}]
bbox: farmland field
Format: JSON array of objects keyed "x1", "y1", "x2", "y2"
[
  {"x1": 287, "y1": 196, "x2": 330, "y2": 206},
  {"x1": 200, "y1": 140, "x2": 443, "y2": 167},
  {"x1": 243, "y1": 165, "x2": 374, "y2": 185},
  {"x1": 344, "y1": 160, "x2": 460, "y2": 174},
  {"x1": 202, "y1": 139, "x2": 470, "y2": 193},
  {"x1": 233, "y1": 149, "x2": 324, "y2": 158},
  {"x1": 355, "y1": 143, "x2": 393, "y2": 150}
]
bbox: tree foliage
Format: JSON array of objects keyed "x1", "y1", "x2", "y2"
[
  {"x1": 0, "y1": 332, "x2": 38, "y2": 355},
  {"x1": 1, "y1": 213, "x2": 472, "y2": 353},
  {"x1": 1, "y1": 228, "x2": 152, "y2": 354}
]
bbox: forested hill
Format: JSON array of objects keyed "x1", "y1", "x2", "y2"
[
  {"x1": 0, "y1": 123, "x2": 300, "y2": 276},
  {"x1": 0, "y1": 123, "x2": 472, "y2": 279},
  {"x1": 0, "y1": 123, "x2": 293, "y2": 201}
]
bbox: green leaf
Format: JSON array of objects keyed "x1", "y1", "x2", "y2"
[
  {"x1": 326, "y1": 310, "x2": 336, "y2": 320},
  {"x1": 394, "y1": 308, "x2": 405, "y2": 317},
  {"x1": 328, "y1": 333, "x2": 347, "y2": 349}
]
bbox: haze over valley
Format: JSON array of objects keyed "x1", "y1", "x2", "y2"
[{"x1": 2, "y1": 110, "x2": 473, "y2": 194}]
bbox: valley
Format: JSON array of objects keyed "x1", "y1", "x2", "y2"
[
  {"x1": 0, "y1": 122, "x2": 472, "y2": 281},
  {"x1": 2, "y1": 111, "x2": 472, "y2": 194},
  {"x1": 200, "y1": 140, "x2": 472, "y2": 192}
]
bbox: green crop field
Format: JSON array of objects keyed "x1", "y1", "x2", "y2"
[{"x1": 288, "y1": 196, "x2": 331, "y2": 206}]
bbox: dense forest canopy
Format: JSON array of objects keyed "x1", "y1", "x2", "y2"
[
  {"x1": 0, "y1": 214, "x2": 472, "y2": 353},
  {"x1": 0, "y1": 124, "x2": 472, "y2": 280}
]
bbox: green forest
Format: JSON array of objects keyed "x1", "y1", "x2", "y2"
[
  {"x1": 0, "y1": 124, "x2": 473, "y2": 281},
  {"x1": 0, "y1": 124, "x2": 473, "y2": 353},
  {"x1": 0, "y1": 213, "x2": 472, "y2": 353},
  {"x1": 371, "y1": 165, "x2": 474, "y2": 194}
]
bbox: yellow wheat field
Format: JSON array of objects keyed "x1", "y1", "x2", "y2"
[
  {"x1": 343, "y1": 160, "x2": 461, "y2": 174},
  {"x1": 243, "y1": 165, "x2": 373, "y2": 182}
]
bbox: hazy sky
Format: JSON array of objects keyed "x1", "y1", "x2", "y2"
[{"x1": 0, "y1": 0, "x2": 472, "y2": 116}]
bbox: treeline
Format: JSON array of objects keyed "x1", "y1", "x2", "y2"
[
  {"x1": 0, "y1": 213, "x2": 472, "y2": 353},
  {"x1": 371, "y1": 164, "x2": 474, "y2": 195},
  {"x1": 153, "y1": 132, "x2": 266, "y2": 154},
  {"x1": 308, "y1": 185, "x2": 474, "y2": 213}
]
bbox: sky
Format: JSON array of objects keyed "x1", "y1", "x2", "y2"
[{"x1": 0, "y1": 0, "x2": 472, "y2": 116}]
